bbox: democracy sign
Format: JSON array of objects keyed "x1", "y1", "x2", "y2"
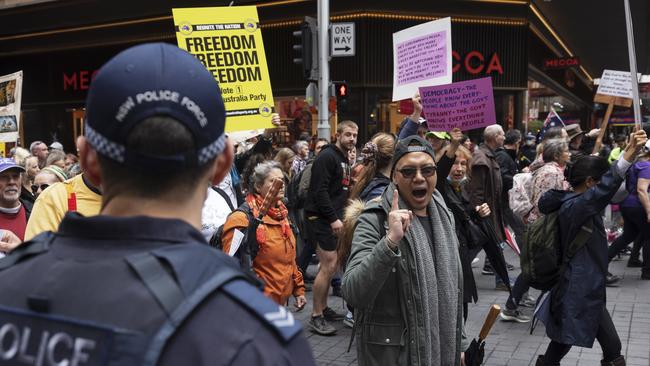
[
  {"x1": 392, "y1": 17, "x2": 452, "y2": 102},
  {"x1": 173, "y1": 6, "x2": 274, "y2": 132},
  {"x1": 418, "y1": 76, "x2": 496, "y2": 131},
  {"x1": 0, "y1": 71, "x2": 23, "y2": 143}
]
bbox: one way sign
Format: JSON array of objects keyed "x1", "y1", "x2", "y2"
[{"x1": 330, "y1": 22, "x2": 355, "y2": 57}]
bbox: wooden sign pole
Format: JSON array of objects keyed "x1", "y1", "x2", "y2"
[{"x1": 592, "y1": 93, "x2": 633, "y2": 155}]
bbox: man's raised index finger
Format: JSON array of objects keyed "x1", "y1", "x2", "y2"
[{"x1": 392, "y1": 189, "x2": 399, "y2": 211}]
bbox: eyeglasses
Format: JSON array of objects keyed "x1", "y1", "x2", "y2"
[
  {"x1": 396, "y1": 165, "x2": 437, "y2": 179},
  {"x1": 31, "y1": 184, "x2": 49, "y2": 193}
]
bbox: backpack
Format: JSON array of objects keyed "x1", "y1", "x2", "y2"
[
  {"x1": 509, "y1": 172, "x2": 534, "y2": 220},
  {"x1": 209, "y1": 203, "x2": 256, "y2": 257},
  {"x1": 297, "y1": 162, "x2": 314, "y2": 206},
  {"x1": 520, "y1": 209, "x2": 593, "y2": 291},
  {"x1": 286, "y1": 168, "x2": 306, "y2": 209}
]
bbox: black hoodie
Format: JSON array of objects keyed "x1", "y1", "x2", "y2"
[{"x1": 304, "y1": 144, "x2": 351, "y2": 223}]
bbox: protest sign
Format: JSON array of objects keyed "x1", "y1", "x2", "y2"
[
  {"x1": 0, "y1": 71, "x2": 22, "y2": 143},
  {"x1": 392, "y1": 17, "x2": 452, "y2": 102},
  {"x1": 596, "y1": 69, "x2": 641, "y2": 99},
  {"x1": 418, "y1": 76, "x2": 496, "y2": 131},
  {"x1": 173, "y1": 6, "x2": 274, "y2": 132}
]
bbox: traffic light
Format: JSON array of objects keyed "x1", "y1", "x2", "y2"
[
  {"x1": 334, "y1": 81, "x2": 349, "y2": 113},
  {"x1": 335, "y1": 82, "x2": 348, "y2": 100},
  {"x1": 292, "y1": 16, "x2": 318, "y2": 80}
]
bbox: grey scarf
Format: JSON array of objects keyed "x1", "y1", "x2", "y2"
[{"x1": 403, "y1": 190, "x2": 460, "y2": 366}]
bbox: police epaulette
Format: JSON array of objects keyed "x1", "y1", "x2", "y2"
[
  {"x1": 0, "y1": 232, "x2": 53, "y2": 271},
  {"x1": 221, "y1": 280, "x2": 302, "y2": 343}
]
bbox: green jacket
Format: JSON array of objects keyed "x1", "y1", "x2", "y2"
[{"x1": 342, "y1": 187, "x2": 468, "y2": 366}]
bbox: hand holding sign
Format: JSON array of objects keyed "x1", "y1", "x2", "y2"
[
  {"x1": 449, "y1": 128, "x2": 463, "y2": 147},
  {"x1": 410, "y1": 92, "x2": 423, "y2": 122},
  {"x1": 386, "y1": 189, "x2": 413, "y2": 249}
]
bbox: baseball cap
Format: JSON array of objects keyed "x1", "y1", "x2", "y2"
[
  {"x1": 391, "y1": 135, "x2": 437, "y2": 176},
  {"x1": 565, "y1": 124, "x2": 584, "y2": 141},
  {"x1": 49, "y1": 142, "x2": 64, "y2": 151},
  {"x1": 425, "y1": 131, "x2": 450, "y2": 140},
  {"x1": 0, "y1": 158, "x2": 25, "y2": 174},
  {"x1": 84, "y1": 43, "x2": 226, "y2": 168}
]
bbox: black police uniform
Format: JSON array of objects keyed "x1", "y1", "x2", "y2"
[{"x1": 0, "y1": 213, "x2": 315, "y2": 366}]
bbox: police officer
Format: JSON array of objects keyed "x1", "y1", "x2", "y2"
[{"x1": 0, "y1": 43, "x2": 315, "y2": 366}]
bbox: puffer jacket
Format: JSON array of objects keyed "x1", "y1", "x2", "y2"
[
  {"x1": 342, "y1": 186, "x2": 468, "y2": 366},
  {"x1": 222, "y1": 211, "x2": 305, "y2": 305}
]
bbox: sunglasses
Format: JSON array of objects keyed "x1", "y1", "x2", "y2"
[
  {"x1": 31, "y1": 184, "x2": 49, "y2": 193},
  {"x1": 396, "y1": 165, "x2": 437, "y2": 179}
]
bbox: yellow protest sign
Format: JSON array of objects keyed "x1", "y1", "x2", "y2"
[{"x1": 173, "y1": 6, "x2": 274, "y2": 132}]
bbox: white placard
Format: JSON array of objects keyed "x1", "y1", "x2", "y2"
[
  {"x1": 596, "y1": 69, "x2": 641, "y2": 99},
  {"x1": 228, "y1": 229, "x2": 245, "y2": 256},
  {"x1": 392, "y1": 17, "x2": 452, "y2": 101},
  {"x1": 0, "y1": 71, "x2": 23, "y2": 143},
  {"x1": 330, "y1": 22, "x2": 355, "y2": 57}
]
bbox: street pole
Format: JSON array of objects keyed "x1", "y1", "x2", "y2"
[
  {"x1": 317, "y1": 0, "x2": 330, "y2": 139},
  {"x1": 623, "y1": 0, "x2": 642, "y2": 130}
]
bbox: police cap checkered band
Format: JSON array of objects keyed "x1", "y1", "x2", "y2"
[
  {"x1": 391, "y1": 135, "x2": 437, "y2": 176},
  {"x1": 84, "y1": 43, "x2": 227, "y2": 168}
]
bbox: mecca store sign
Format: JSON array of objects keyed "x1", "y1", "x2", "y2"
[{"x1": 0, "y1": 44, "x2": 132, "y2": 106}]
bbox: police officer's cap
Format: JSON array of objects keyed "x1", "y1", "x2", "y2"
[{"x1": 84, "y1": 43, "x2": 226, "y2": 169}]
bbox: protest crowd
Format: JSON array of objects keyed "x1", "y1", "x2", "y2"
[{"x1": 0, "y1": 8, "x2": 649, "y2": 366}]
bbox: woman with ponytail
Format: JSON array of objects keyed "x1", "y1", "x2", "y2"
[
  {"x1": 338, "y1": 133, "x2": 396, "y2": 328},
  {"x1": 349, "y1": 133, "x2": 396, "y2": 202}
]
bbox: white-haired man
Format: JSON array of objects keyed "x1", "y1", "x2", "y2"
[{"x1": 466, "y1": 125, "x2": 509, "y2": 285}]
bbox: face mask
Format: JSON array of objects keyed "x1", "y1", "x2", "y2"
[{"x1": 447, "y1": 176, "x2": 468, "y2": 185}]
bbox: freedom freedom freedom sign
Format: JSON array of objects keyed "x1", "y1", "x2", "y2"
[
  {"x1": 419, "y1": 77, "x2": 496, "y2": 131},
  {"x1": 173, "y1": 6, "x2": 274, "y2": 132}
]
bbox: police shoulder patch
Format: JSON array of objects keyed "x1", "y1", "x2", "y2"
[{"x1": 221, "y1": 280, "x2": 302, "y2": 343}]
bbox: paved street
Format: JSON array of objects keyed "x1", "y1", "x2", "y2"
[{"x1": 293, "y1": 249, "x2": 650, "y2": 366}]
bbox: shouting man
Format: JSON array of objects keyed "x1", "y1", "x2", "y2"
[{"x1": 343, "y1": 135, "x2": 467, "y2": 365}]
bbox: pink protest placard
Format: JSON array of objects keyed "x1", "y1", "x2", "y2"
[
  {"x1": 418, "y1": 77, "x2": 496, "y2": 131},
  {"x1": 395, "y1": 31, "x2": 447, "y2": 86},
  {"x1": 392, "y1": 18, "x2": 452, "y2": 101}
]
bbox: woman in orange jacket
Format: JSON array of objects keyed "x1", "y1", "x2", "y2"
[{"x1": 221, "y1": 161, "x2": 307, "y2": 309}]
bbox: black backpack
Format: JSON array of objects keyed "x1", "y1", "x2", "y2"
[
  {"x1": 520, "y1": 209, "x2": 593, "y2": 291},
  {"x1": 209, "y1": 202, "x2": 256, "y2": 257},
  {"x1": 286, "y1": 168, "x2": 305, "y2": 209}
]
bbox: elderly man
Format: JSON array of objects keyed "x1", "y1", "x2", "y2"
[
  {"x1": 29, "y1": 140, "x2": 49, "y2": 169},
  {"x1": 0, "y1": 158, "x2": 32, "y2": 241},
  {"x1": 343, "y1": 135, "x2": 467, "y2": 366},
  {"x1": 467, "y1": 125, "x2": 509, "y2": 285}
]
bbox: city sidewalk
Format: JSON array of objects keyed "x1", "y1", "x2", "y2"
[{"x1": 292, "y1": 250, "x2": 650, "y2": 366}]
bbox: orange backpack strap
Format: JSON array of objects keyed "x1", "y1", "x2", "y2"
[{"x1": 65, "y1": 182, "x2": 77, "y2": 212}]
